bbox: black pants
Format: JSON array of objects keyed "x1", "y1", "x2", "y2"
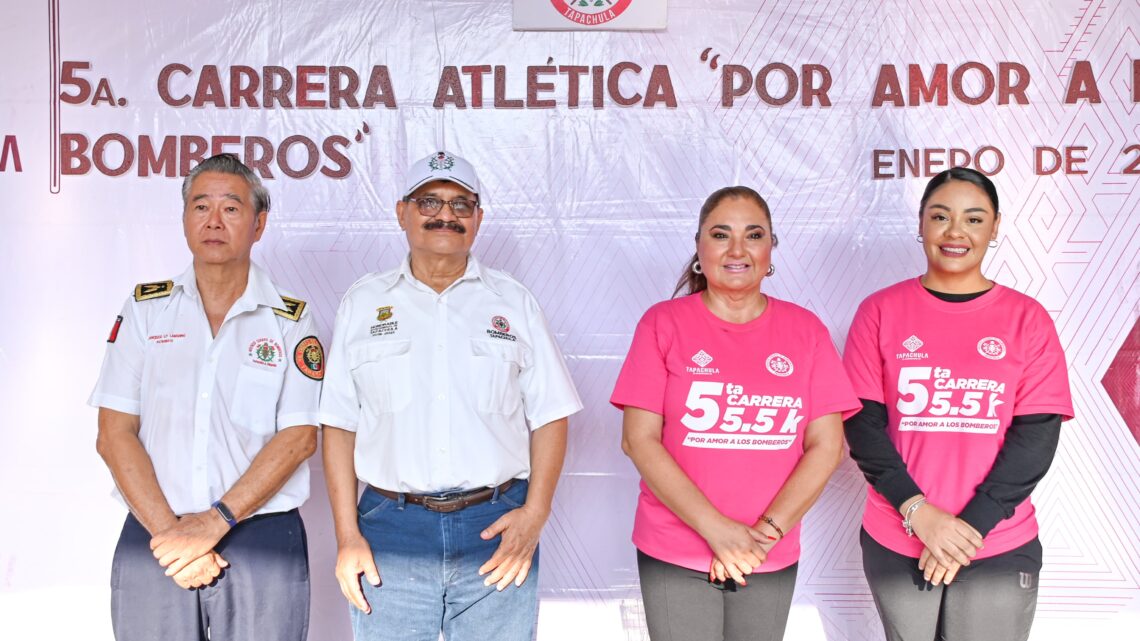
[
  {"x1": 637, "y1": 549, "x2": 798, "y2": 641},
  {"x1": 111, "y1": 510, "x2": 310, "y2": 641},
  {"x1": 861, "y1": 528, "x2": 1041, "y2": 641}
]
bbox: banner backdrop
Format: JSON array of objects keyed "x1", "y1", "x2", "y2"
[{"x1": 2, "y1": 1, "x2": 1138, "y2": 640}]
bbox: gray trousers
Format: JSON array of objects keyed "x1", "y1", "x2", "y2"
[
  {"x1": 637, "y1": 550, "x2": 798, "y2": 641},
  {"x1": 111, "y1": 510, "x2": 310, "y2": 641},
  {"x1": 861, "y1": 528, "x2": 1041, "y2": 641}
]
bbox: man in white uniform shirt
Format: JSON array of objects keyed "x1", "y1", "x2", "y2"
[
  {"x1": 320, "y1": 151, "x2": 582, "y2": 640},
  {"x1": 90, "y1": 154, "x2": 322, "y2": 641}
]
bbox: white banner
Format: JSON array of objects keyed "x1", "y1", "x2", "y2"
[{"x1": 1, "y1": 1, "x2": 1138, "y2": 640}]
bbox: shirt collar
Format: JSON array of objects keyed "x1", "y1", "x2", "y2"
[
  {"x1": 173, "y1": 262, "x2": 286, "y2": 311},
  {"x1": 380, "y1": 253, "x2": 501, "y2": 296}
]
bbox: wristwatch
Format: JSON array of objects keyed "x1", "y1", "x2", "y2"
[{"x1": 212, "y1": 500, "x2": 238, "y2": 528}]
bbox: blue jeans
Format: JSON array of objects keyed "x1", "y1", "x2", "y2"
[{"x1": 352, "y1": 480, "x2": 538, "y2": 641}]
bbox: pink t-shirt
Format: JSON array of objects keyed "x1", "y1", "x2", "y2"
[
  {"x1": 843, "y1": 278, "x2": 1074, "y2": 558},
  {"x1": 611, "y1": 293, "x2": 860, "y2": 572}
]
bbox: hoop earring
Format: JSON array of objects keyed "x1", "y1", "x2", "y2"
[
  {"x1": 989, "y1": 239, "x2": 998, "y2": 248},
  {"x1": 766, "y1": 264, "x2": 776, "y2": 277},
  {"x1": 691, "y1": 261, "x2": 702, "y2": 275},
  {"x1": 915, "y1": 234, "x2": 923, "y2": 243}
]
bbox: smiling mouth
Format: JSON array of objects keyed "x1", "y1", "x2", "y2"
[
  {"x1": 723, "y1": 263, "x2": 751, "y2": 272},
  {"x1": 939, "y1": 246, "x2": 968, "y2": 256}
]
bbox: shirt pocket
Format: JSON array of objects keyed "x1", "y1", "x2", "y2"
[
  {"x1": 470, "y1": 339, "x2": 527, "y2": 415},
  {"x1": 348, "y1": 340, "x2": 413, "y2": 414},
  {"x1": 231, "y1": 365, "x2": 282, "y2": 434}
]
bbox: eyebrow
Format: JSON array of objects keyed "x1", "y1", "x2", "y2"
[
  {"x1": 191, "y1": 193, "x2": 245, "y2": 203},
  {"x1": 709, "y1": 224, "x2": 767, "y2": 231},
  {"x1": 927, "y1": 203, "x2": 990, "y2": 214},
  {"x1": 415, "y1": 191, "x2": 473, "y2": 200}
]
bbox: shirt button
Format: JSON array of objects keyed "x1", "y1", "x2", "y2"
[
  {"x1": 436, "y1": 344, "x2": 443, "y2": 350},
  {"x1": 437, "y1": 394, "x2": 446, "y2": 401},
  {"x1": 200, "y1": 392, "x2": 209, "y2": 399}
]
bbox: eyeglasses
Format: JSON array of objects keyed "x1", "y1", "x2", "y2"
[{"x1": 406, "y1": 196, "x2": 479, "y2": 218}]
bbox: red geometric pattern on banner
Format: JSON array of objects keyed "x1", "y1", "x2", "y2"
[{"x1": 1103, "y1": 316, "x2": 1140, "y2": 446}]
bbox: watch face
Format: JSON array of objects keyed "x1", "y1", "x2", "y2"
[{"x1": 214, "y1": 501, "x2": 236, "y2": 525}]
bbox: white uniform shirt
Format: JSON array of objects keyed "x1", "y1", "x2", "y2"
[
  {"x1": 319, "y1": 255, "x2": 583, "y2": 493},
  {"x1": 89, "y1": 262, "x2": 322, "y2": 515}
]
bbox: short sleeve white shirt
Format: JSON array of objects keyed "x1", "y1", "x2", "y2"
[
  {"x1": 89, "y1": 262, "x2": 322, "y2": 515},
  {"x1": 319, "y1": 255, "x2": 583, "y2": 493}
]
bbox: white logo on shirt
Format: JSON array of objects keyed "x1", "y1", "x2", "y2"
[
  {"x1": 903, "y1": 335, "x2": 924, "y2": 352},
  {"x1": 896, "y1": 334, "x2": 929, "y2": 360},
  {"x1": 686, "y1": 349, "x2": 719, "y2": 375},
  {"x1": 977, "y1": 337, "x2": 1006, "y2": 360},
  {"x1": 765, "y1": 353, "x2": 794, "y2": 377}
]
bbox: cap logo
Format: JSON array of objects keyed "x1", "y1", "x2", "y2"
[{"x1": 428, "y1": 152, "x2": 455, "y2": 171}]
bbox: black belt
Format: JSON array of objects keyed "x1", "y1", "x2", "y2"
[{"x1": 369, "y1": 480, "x2": 514, "y2": 513}]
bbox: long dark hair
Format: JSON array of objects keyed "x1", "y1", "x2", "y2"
[
  {"x1": 672, "y1": 186, "x2": 773, "y2": 297},
  {"x1": 919, "y1": 167, "x2": 1000, "y2": 217}
]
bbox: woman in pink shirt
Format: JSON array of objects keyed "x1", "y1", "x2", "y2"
[
  {"x1": 611, "y1": 186, "x2": 861, "y2": 641},
  {"x1": 843, "y1": 168, "x2": 1073, "y2": 641}
]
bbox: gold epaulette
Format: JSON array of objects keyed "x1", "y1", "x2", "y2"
[
  {"x1": 134, "y1": 280, "x2": 174, "y2": 302},
  {"x1": 273, "y1": 296, "x2": 306, "y2": 321}
]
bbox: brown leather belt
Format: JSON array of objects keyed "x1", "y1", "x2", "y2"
[{"x1": 369, "y1": 480, "x2": 514, "y2": 513}]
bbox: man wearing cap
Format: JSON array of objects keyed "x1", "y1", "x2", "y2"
[
  {"x1": 90, "y1": 153, "x2": 322, "y2": 641},
  {"x1": 320, "y1": 150, "x2": 582, "y2": 640}
]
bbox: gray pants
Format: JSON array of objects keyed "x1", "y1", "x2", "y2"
[
  {"x1": 860, "y1": 529, "x2": 1041, "y2": 641},
  {"x1": 111, "y1": 510, "x2": 310, "y2": 641},
  {"x1": 637, "y1": 549, "x2": 798, "y2": 641}
]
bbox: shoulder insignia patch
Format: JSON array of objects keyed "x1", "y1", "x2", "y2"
[
  {"x1": 134, "y1": 280, "x2": 174, "y2": 302},
  {"x1": 273, "y1": 296, "x2": 306, "y2": 321}
]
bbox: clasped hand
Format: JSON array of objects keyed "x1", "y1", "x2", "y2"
[
  {"x1": 150, "y1": 510, "x2": 231, "y2": 589},
  {"x1": 909, "y1": 503, "x2": 983, "y2": 586},
  {"x1": 705, "y1": 516, "x2": 775, "y2": 585}
]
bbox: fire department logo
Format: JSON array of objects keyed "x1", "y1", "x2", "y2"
[
  {"x1": 428, "y1": 152, "x2": 455, "y2": 171},
  {"x1": 248, "y1": 338, "x2": 284, "y2": 367},
  {"x1": 691, "y1": 350, "x2": 714, "y2": 367},
  {"x1": 377, "y1": 306, "x2": 393, "y2": 321},
  {"x1": 766, "y1": 353, "x2": 794, "y2": 377},
  {"x1": 551, "y1": 0, "x2": 634, "y2": 26},
  {"x1": 294, "y1": 336, "x2": 325, "y2": 381},
  {"x1": 902, "y1": 335, "x2": 924, "y2": 353},
  {"x1": 492, "y1": 315, "x2": 511, "y2": 332},
  {"x1": 977, "y1": 337, "x2": 1006, "y2": 360}
]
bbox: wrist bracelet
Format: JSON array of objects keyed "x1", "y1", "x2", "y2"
[
  {"x1": 902, "y1": 497, "x2": 927, "y2": 537},
  {"x1": 759, "y1": 514, "x2": 784, "y2": 540}
]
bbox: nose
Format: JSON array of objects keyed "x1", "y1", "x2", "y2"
[
  {"x1": 434, "y1": 202, "x2": 461, "y2": 221},
  {"x1": 945, "y1": 221, "x2": 967, "y2": 238},
  {"x1": 205, "y1": 206, "x2": 224, "y2": 228},
  {"x1": 727, "y1": 236, "x2": 746, "y2": 256}
]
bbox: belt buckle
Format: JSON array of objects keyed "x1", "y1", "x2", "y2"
[{"x1": 422, "y1": 494, "x2": 463, "y2": 513}]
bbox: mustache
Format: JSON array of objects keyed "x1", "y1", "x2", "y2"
[{"x1": 423, "y1": 219, "x2": 466, "y2": 233}]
